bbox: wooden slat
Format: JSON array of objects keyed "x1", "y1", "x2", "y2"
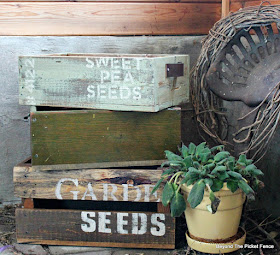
[
  {"x1": 230, "y1": 0, "x2": 280, "y2": 11},
  {"x1": 222, "y1": 0, "x2": 229, "y2": 17},
  {"x1": 0, "y1": 2, "x2": 221, "y2": 35},
  {"x1": 0, "y1": 0, "x2": 221, "y2": 2},
  {"x1": 31, "y1": 108, "x2": 181, "y2": 167},
  {"x1": 22, "y1": 198, "x2": 34, "y2": 209},
  {"x1": 19, "y1": 54, "x2": 190, "y2": 112},
  {"x1": 14, "y1": 160, "x2": 164, "y2": 202},
  {"x1": 16, "y1": 208, "x2": 175, "y2": 249}
]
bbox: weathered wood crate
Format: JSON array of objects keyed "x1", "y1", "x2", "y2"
[
  {"x1": 19, "y1": 53, "x2": 189, "y2": 112},
  {"x1": 30, "y1": 106, "x2": 181, "y2": 170},
  {"x1": 14, "y1": 159, "x2": 175, "y2": 249}
]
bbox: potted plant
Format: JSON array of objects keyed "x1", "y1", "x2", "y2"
[{"x1": 152, "y1": 142, "x2": 264, "y2": 253}]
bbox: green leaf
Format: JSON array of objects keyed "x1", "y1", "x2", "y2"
[
  {"x1": 183, "y1": 156, "x2": 192, "y2": 168},
  {"x1": 210, "y1": 145, "x2": 224, "y2": 152},
  {"x1": 193, "y1": 161, "x2": 200, "y2": 168},
  {"x1": 209, "y1": 190, "x2": 221, "y2": 213},
  {"x1": 238, "y1": 154, "x2": 247, "y2": 164},
  {"x1": 245, "y1": 164, "x2": 256, "y2": 171},
  {"x1": 195, "y1": 142, "x2": 206, "y2": 157},
  {"x1": 161, "y1": 168, "x2": 175, "y2": 176},
  {"x1": 181, "y1": 144, "x2": 189, "y2": 158},
  {"x1": 188, "y1": 143, "x2": 196, "y2": 155},
  {"x1": 217, "y1": 171, "x2": 229, "y2": 181},
  {"x1": 205, "y1": 163, "x2": 215, "y2": 171},
  {"x1": 238, "y1": 180, "x2": 255, "y2": 200},
  {"x1": 227, "y1": 180, "x2": 239, "y2": 193},
  {"x1": 200, "y1": 152, "x2": 211, "y2": 164},
  {"x1": 214, "y1": 151, "x2": 230, "y2": 162},
  {"x1": 165, "y1": 150, "x2": 182, "y2": 162},
  {"x1": 162, "y1": 182, "x2": 175, "y2": 206},
  {"x1": 212, "y1": 165, "x2": 227, "y2": 172},
  {"x1": 151, "y1": 178, "x2": 164, "y2": 194},
  {"x1": 251, "y1": 168, "x2": 264, "y2": 176},
  {"x1": 186, "y1": 178, "x2": 197, "y2": 186},
  {"x1": 187, "y1": 180, "x2": 206, "y2": 208},
  {"x1": 170, "y1": 192, "x2": 186, "y2": 217},
  {"x1": 211, "y1": 179, "x2": 224, "y2": 192},
  {"x1": 204, "y1": 178, "x2": 213, "y2": 186},
  {"x1": 228, "y1": 171, "x2": 243, "y2": 180}
]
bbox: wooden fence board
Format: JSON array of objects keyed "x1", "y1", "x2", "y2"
[
  {"x1": 0, "y1": 0, "x2": 221, "y2": 2},
  {"x1": 16, "y1": 208, "x2": 175, "y2": 248},
  {"x1": 230, "y1": 0, "x2": 280, "y2": 11},
  {"x1": 14, "y1": 160, "x2": 164, "y2": 202},
  {"x1": 0, "y1": 2, "x2": 221, "y2": 35},
  {"x1": 31, "y1": 107, "x2": 181, "y2": 167}
]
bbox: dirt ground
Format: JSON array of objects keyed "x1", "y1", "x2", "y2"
[{"x1": 1, "y1": 204, "x2": 280, "y2": 255}]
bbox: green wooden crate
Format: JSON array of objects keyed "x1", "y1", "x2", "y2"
[
  {"x1": 31, "y1": 107, "x2": 181, "y2": 170},
  {"x1": 19, "y1": 53, "x2": 189, "y2": 112}
]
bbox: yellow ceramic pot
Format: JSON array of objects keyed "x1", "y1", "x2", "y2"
[{"x1": 181, "y1": 183, "x2": 246, "y2": 240}]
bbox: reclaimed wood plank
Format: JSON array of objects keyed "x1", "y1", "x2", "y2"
[
  {"x1": 0, "y1": 2, "x2": 221, "y2": 35},
  {"x1": 31, "y1": 107, "x2": 181, "y2": 167},
  {"x1": 14, "y1": 160, "x2": 164, "y2": 202},
  {"x1": 22, "y1": 198, "x2": 34, "y2": 209},
  {"x1": 230, "y1": 0, "x2": 280, "y2": 11},
  {"x1": 16, "y1": 208, "x2": 175, "y2": 249},
  {"x1": 222, "y1": 0, "x2": 229, "y2": 17},
  {"x1": 19, "y1": 54, "x2": 189, "y2": 112},
  {"x1": 0, "y1": 0, "x2": 221, "y2": 2}
]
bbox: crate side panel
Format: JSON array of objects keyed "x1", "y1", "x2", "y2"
[
  {"x1": 16, "y1": 208, "x2": 175, "y2": 249},
  {"x1": 19, "y1": 56, "x2": 158, "y2": 111},
  {"x1": 31, "y1": 109, "x2": 181, "y2": 165},
  {"x1": 14, "y1": 165, "x2": 163, "y2": 202}
]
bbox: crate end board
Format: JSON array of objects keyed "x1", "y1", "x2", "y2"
[
  {"x1": 30, "y1": 107, "x2": 181, "y2": 166},
  {"x1": 19, "y1": 54, "x2": 189, "y2": 112},
  {"x1": 14, "y1": 158, "x2": 164, "y2": 202},
  {"x1": 16, "y1": 208, "x2": 175, "y2": 249}
]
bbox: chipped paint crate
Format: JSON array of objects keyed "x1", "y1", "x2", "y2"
[
  {"x1": 19, "y1": 53, "x2": 189, "y2": 112},
  {"x1": 14, "y1": 158, "x2": 175, "y2": 249},
  {"x1": 30, "y1": 106, "x2": 181, "y2": 169}
]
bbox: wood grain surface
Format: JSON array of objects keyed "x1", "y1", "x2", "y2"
[
  {"x1": 19, "y1": 54, "x2": 189, "y2": 112},
  {"x1": 14, "y1": 160, "x2": 164, "y2": 202},
  {"x1": 0, "y1": 2, "x2": 221, "y2": 35},
  {"x1": 16, "y1": 208, "x2": 175, "y2": 249},
  {"x1": 31, "y1": 108, "x2": 181, "y2": 166},
  {"x1": 230, "y1": 0, "x2": 280, "y2": 11}
]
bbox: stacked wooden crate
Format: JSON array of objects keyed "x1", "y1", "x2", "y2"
[{"x1": 14, "y1": 53, "x2": 189, "y2": 248}]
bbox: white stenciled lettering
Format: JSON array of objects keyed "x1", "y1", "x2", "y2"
[
  {"x1": 151, "y1": 214, "x2": 166, "y2": 236},
  {"x1": 98, "y1": 212, "x2": 112, "y2": 233},
  {"x1": 122, "y1": 184, "x2": 133, "y2": 201},
  {"x1": 117, "y1": 213, "x2": 129, "y2": 234},
  {"x1": 124, "y1": 71, "x2": 134, "y2": 83},
  {"x1": 82, "y1": 183, "x2": 97, "y2": 200},
  {"x1": 120, "y1": 86, "x2": 131, "y2": 99},
  {"x1": 109, "y1": 85, "x2": 118, "y2": 99},
  {"x1": 98, "y1": 85, "x2": 107, "y2": 99},
  {"x1": 133, "y1": 87, "x2": 141, "y2": 100},
  {"x1": 103, "y1": 184, "x2": 118, "y2": 201},
  {"x1": 122, "y1": 59, "x2": 131, "y2": 70},
  {"x1": 25, "y1": 59, "x2": 35, "y2": 68},
  {"x1": 87, "y1": 85, "x2": 96, "y2": 98},
  {"x1": 111, "y1": 70, "x2": 121, "y2": 83},
  {"x1": 132, "y1": 213, "x2": 147, "y2": 235},
  {"x1": 55, "y1": 178, "x2": 79, "y2": 200},
  {"x1": 85, "y1": 58, "x2": 94, "y2": 68},
  {"x1": 81, "y1": 212, "x2": 96, "y2": 232},
  {"x1": 101, "y1": 70, "x2": 110, "y2": 83},
  {"x1": 144, "y1": 185, "x2": 160, "y2": 202},
  {"x1": 96, "y1": 58, "x2": 109, "y2": 68}
]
